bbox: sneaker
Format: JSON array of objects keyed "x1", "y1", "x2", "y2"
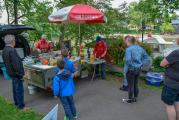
[
  {"x1": 73, "y1": 115, "x2": 78, "y2": 119},
  {"x1": 119, "y1": 86, "x2": 128, "y2": 91},
  {"x1": 122, "y1": 99, "x2": 133, "y2": 104},
  {"x1": 21, "y1": 107, "x2": 31, "y2": 112},
  {"x1": 132, "y1": 98, "x2": 137, "y2": 102},
  {"x1": 73, "y1": 113, "x2": 78, "y2": 119},
  {"x1": 64, "y1": 115, "x2": 77, "y2": 120},
  {"x1": 64, "y1": 116, "x2": 67, "y2": 120}
]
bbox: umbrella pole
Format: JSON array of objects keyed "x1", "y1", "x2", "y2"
[{"x1": 79, "y1": 23, "x2": 81, "y2": 44}]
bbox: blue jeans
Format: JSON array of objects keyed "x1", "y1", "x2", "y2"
[
  {"x1": 12, "y1": 78, "x2": 25, "y2": 109},
  {"x1": 126, "y1": 70, "x2": 140, "y2": 99},
  {"x1": 95, "y1": 63, "x2": 106, "y2": 79},
  {"x1": 60, "y1": 96, "x2": 77, "y2": 120}
]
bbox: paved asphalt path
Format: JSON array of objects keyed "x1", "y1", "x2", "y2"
[{"x1": 0, "y1": 76, "x2": 166, "y2": 120}]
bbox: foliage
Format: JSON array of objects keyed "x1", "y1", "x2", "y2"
[
  {"x1": 158, "y1": 0, "x2": 179, "y2": 22},
  {"x1": 0, "y1": 96, "x2": 42, "y2": 120},
  {"x1": 107, "y1": 36, "x2": 153, "y2": 65},
  {"x1": 138, "y1": 42, "x2": 153, "y2": 55},
  {"x1": 160, "y1": 22, "x2": 175, "y2": 33},
  {"x1": 1, "y1": 0, "x2": 178, "y2": 49},
  {"x1": 86, "y1": 35, "x2": 153, "y2": 65},
  {"x1": 108, "y1": 36, "x2": 126, "y2": 64},
  {"x1": 127, "y1": 2, "x2": 143, "y2": 31},
  {"x1": 2, "y1": 0, "x2": 37, "y2": 24},
  {"x1": 134, "y1": 0, "x2": 160, "y2": 23},
  {"x1": 53, "y1": 42, "x2": 61, "y2": 51},
  {"x1": 127, "y1": 0, "x2": 178, "y2": 32},
  {"x1": 152, "y1": 56, "x2": 165, "y2": 72},
  {"x1": 21, "y1": 1, "x2": 59, "y2": 41}
]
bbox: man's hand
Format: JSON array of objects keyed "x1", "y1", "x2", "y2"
[
  {"x1": 73, "y1": 72, "x2": 78, "y2": 78},
  {"x1": 160, "y1": 58, "x2": 169, "y2": 68},
  {"x1": 37, "y1": 49, "x2": 41, "y2": 53}
]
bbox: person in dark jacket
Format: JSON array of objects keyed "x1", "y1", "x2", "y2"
[
  {"x1": 2, "y1": 34, "x2": 26, "y2": 110},
  {"x1": 53, "y1": 58, "x2": 77, "y2": 120},
  {"x1": 160, "y1": 38, "x2": 179, "y2": 120}
]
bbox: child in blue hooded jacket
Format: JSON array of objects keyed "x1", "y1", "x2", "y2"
[{"x1": 53, "y1": 58, "x2": 77, "y2": 120}]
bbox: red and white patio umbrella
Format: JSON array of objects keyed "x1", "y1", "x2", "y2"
[
  {"x1": 48, "y1": 4, "x2": 107, "y2": 23},
  {"x1": 48, "y1": 4, "x2": 107, "y2": 48}
]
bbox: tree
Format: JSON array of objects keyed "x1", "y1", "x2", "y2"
[
  {"x1": 158, "y1": 0, "x2": 179, "y2": 22},
  {"x1": 160, "y1": 22, "x2": 175, "y2": 33},
  {"x1": 126, "y1": 0, "x2": 179, "y2": 34},
  {"x1": 13, "y1": 0, "x2": 18, "y2": 24},
  {"x1": 0, "y1": 0, "x2": 135, "y2": 51},
  {"x1": 2, "y1": 0, "x2": 37, "y2": 24},
  {"x1": 22, "y1": 1, "x2": 56, "y2": 41},
  {"x1": 127, "y1": 2, "x2": 143, "y2": 31}
]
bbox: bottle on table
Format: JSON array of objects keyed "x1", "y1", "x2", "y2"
[
  {"x1": 87, "y1": 48, "x2": 91, "y2": 59},
  {"x1": 90, "y1": 53, "x2": 95, "y2": 63}
]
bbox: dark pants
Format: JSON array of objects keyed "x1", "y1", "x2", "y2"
[
  {"x1": 60, "y1": 96, "x2": 77, "y2": 120},
  {"x1": 12, "y1": 78, "x2": 25, "y2": 109},
  {"x1": 126, "y1": 70, "x2": 140, "y2": 99},
  {"x1": 95, "y1": 63, "x2": 106, "y2": 79}
]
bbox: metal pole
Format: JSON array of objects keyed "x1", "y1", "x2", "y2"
[
  {"x1": 78, "y1": 23, "x2": 81, "y2": 56},
  {"x1": 79, "y1": 23, "x2": 81, "y2": 45}
]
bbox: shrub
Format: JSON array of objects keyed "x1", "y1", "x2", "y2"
[
  {"x1": 108, "y1": 36, "x2": 126, "y2": 64},
  {"x1": 152, "y1": 56, "x2": 165, "y2": 72},
  {"x1": 138, "y1": 42, "x2": 153, "y2": 55},
  {"x1": 86, "y1": 36, "x2": 153, "y2": 65},
  {"x1": 160, "y1": 22, "x2": 175, "y2": 33},
  {"x1": 53, "y1": 42, "x2": 61, "y2": 51}
]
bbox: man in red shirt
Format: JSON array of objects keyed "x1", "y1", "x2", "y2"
[
  {"x1": 35, "y1": 35, "x2": 52, "y2": 53},
  {"x1": 93, "y1": 36, "x2": 107, "y2": 79}
]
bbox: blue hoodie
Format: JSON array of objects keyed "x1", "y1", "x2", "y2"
[{"x1": 53, "y1": 69, "x2": 76, "y2": 97}]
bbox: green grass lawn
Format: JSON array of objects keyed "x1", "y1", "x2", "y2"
[{"x1": 0, "y1": 96, "x2": 43, "y2": 120}]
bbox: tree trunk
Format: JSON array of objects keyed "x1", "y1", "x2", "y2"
[
  {"x1": 14, "y1": 0, "x2": 18, "y2": 24},
  {"x1": 10, "y1": 14, "x2": 25, "y2": 24}
]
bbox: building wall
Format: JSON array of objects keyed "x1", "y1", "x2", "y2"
[
  {"x1": 173, "y1": 24, "x2": 179, "y2": 33},
  {"x1": 172, "y1": 19, "x2": 179, "y2": 34}
]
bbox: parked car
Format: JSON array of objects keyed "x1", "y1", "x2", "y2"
[{"x1": 0, "y1": 24, "x2": 35, "y2": 63}]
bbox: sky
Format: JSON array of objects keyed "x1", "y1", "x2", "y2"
[{"x1": 111, "y1": 0, "x2": 138, "y2": 8}]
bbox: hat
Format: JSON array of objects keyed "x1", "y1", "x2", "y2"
[{"x1": 96, "y1": 36, "x2": 101, "y2": 42}]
